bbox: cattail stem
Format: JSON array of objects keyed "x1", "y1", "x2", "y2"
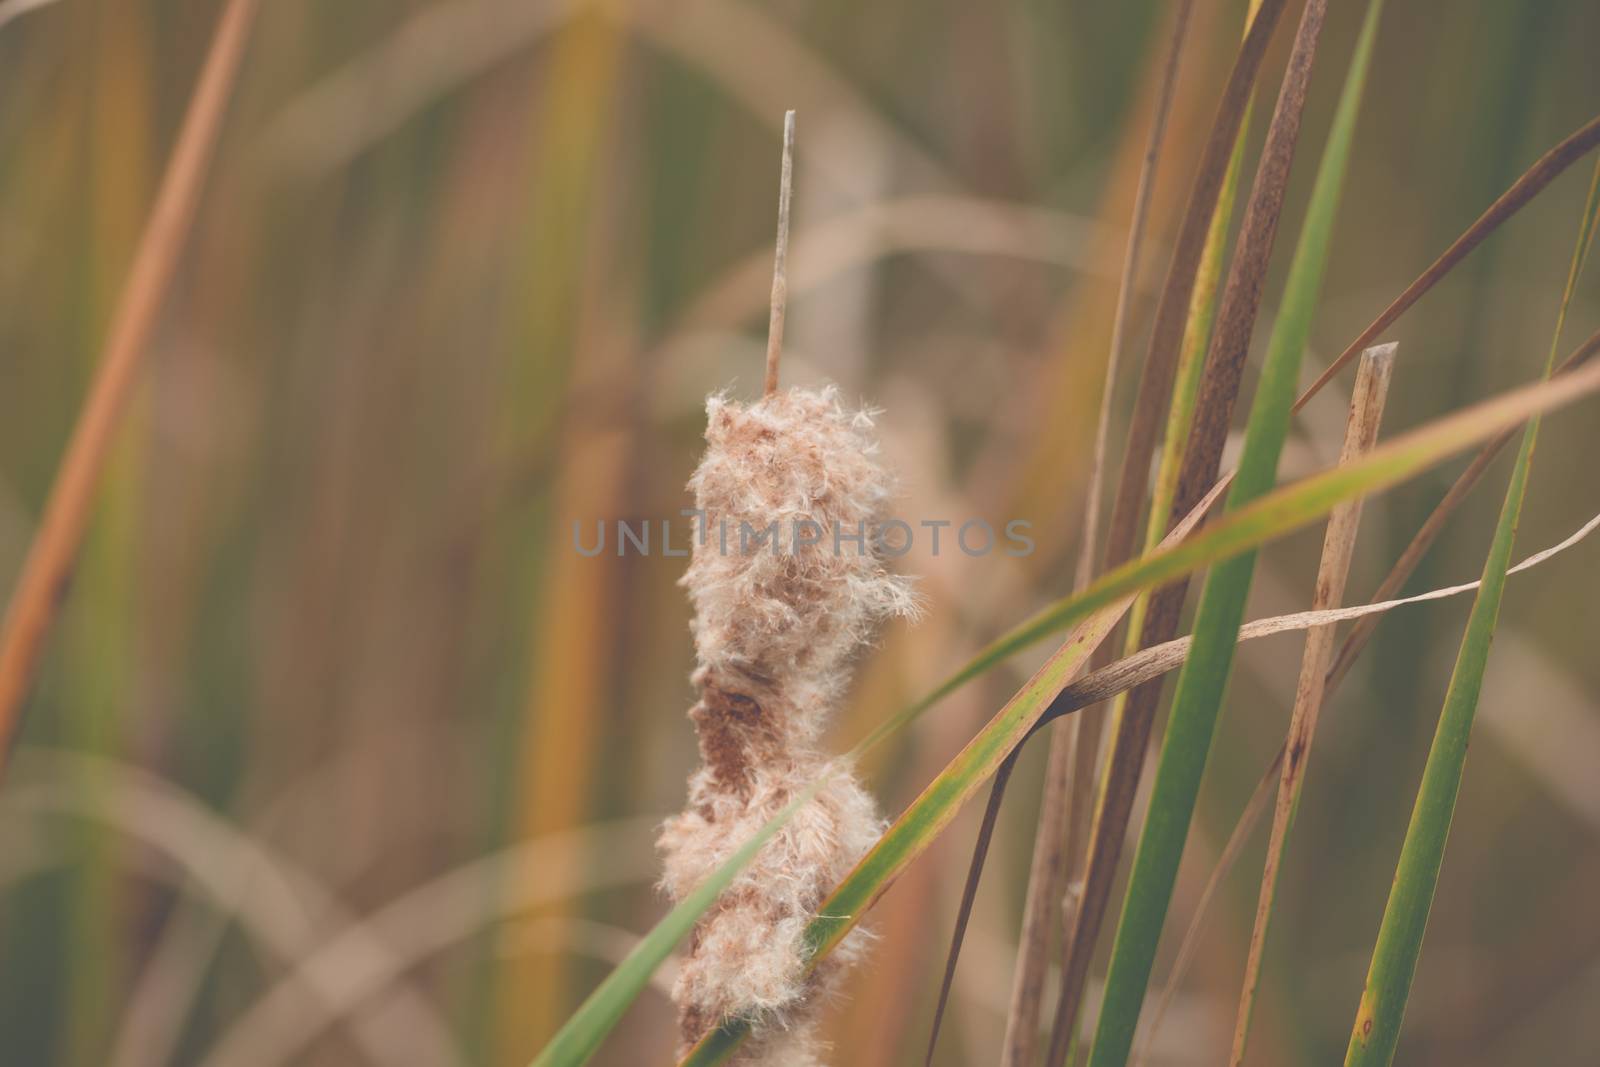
[{"x1": 764, "y1": 110, "x2": 795, "y2": 397}]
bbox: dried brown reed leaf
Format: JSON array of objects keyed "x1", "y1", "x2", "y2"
[{"x1": 0, "y1": 0, "x2": 259, "y2": 776}]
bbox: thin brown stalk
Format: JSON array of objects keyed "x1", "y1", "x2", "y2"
[
  {"x1": 1004, "y1": 721, "x2": 1076, "y2": 1065},
  {"x1": 1089, "y1": 0, "x2": 1198, "y2": 581},
  {"x1": 1325, "y1": 328, "x2": 1600, "y2": 688},
  {"x1": 1231, "y1": 343, "x2": 1396, "y2": 1064},
  {"x1": 764, "y1": 109, "x2": 796, "y2": 397},
  {"x1": 1132, "y1": 323, "x2": 1600, "y2": 1058},
  {"x1": 1101, "y1": 0, "x2": 1291, "y2": 578},
  {"x1": 1049, "y1": 3, "x2": 1329, "y2": 1059},
  {"x1": 1002, "y1": 4, "x2": 1195, "y2": 1061},
  {"x1": 1294, "y1": 113, "x2": 1600, "y2": 412},
  {"x1": 0, "y1": 0, "x2": 259, "y2": 775},
  {"x1": 1021, "y1": 492, "x2": 1600, "y2": 735},
  {"x1": 1136, "y1": 758, "x2": 1281, "y2": 1067},
  {"x1": 926, "y1": 749, "x2": 1020, "y2": 1066}
]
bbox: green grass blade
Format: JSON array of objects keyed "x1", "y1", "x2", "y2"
[
  {"x1": 1345, "y1": 157, "x2": 1600, "y2": 1067},
  {"x1": 1345, "y1": 411, "x2": 1532, "y2": 1067},
  {"x1": 1087, "y1": 4, "x2": 1386, "y2": 1063},
  {"x1": 535, "y1": 344, "x2": 1600, "y2": 1067},
  {"x1": 527, "y1": 785, "x2": 820, "y2": 1067}
]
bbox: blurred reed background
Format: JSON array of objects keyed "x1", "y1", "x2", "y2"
[{"x1": 1, "y1": 1, "x2": 1598, "y2": 1064}]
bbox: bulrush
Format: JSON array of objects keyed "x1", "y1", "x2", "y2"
[{"x1": 658, "y1": 385, "x2": 918, "y2": 1065}]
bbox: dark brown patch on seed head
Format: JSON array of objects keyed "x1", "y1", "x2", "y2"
[
  {"x1": 691, "y1": 674, "x2": 782, "y2": 796},
  {"x1": 680, "y1": 1002, "x2": 710, "y2": 1047}
]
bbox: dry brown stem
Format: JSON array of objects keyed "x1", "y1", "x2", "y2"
[
  {"x1": 0, "y1": 0, "x2": 259, "y2": 775},
  {"x1": 764, "y1": 110, "x2": 796, "y2": 397}
]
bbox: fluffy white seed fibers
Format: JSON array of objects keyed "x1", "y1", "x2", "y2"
[{"x1": 658, "y1": 386, "x2": 917, "y2": 1064}]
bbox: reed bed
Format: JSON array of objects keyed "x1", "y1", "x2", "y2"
[{"x1": 2, "y1": 3, "x2": 1600, "y2": 1067}]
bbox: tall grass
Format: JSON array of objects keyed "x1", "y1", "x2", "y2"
[
  {"x1": 1087, "y1": 4, "x2": 1380, "y2": 1062},
  {"x1": 1345, "y1": 158, "x2": 1600, "y2": 1067},
  {"x1": 3, "y1": 4, "x2": 1600, "y2": 1067}
]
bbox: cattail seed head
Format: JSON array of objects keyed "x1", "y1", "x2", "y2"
[
  {"x1": 684, "y1": 386, "x2": 919, "y2": 711},
  {"x1": 659, "y1": 386, "x2": 917, "y2": 1064}
]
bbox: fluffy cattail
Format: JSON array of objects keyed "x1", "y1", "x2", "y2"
[{"x1": 658, "y1": 385, "x2": 917, "y2": 1064}]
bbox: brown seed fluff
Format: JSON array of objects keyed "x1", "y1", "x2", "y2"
[{"x1": 658, "y1": 386, "x2": 918, "y2": 1065}]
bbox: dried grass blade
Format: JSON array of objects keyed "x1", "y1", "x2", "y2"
[
  {"x1": 1296, "y1": 113, "x2": 1600, "y2": 412},
  {"x1": 1006, "y1": 3, "x2": 1197, "y2": 1059},
  {"x1": 1047, "y1": 501, "x2": 1600, "y2": 728},
  {"x1": 1052, "y1": 0, "x2": 1337, "y2": 1055},
  {"x1": 1101, "y1": 0, "x2": 1291, "y2": 573},
  {"x1": 1084, "y1": 3, "x2": 1371, "y2": 1061},
  {"x1": 1048, "y1": 0, "x2": 1265, "y2": 1052},
  {"x1": 0, "y1": 0, "x2": 259, "y2": 774},
  {"x1": 926, "y1": 749, "x2": 1020, "y2": 1066},
  {"x1": 1231, "y1": 343, "x2": 1396, "y2": 1064},
  {"x1": 1101, "y1": 0, "x2": 1290, "y2": 577},
  {"x1": 1326, "y1": 323, "x2": 1600, "y2": 688}
]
